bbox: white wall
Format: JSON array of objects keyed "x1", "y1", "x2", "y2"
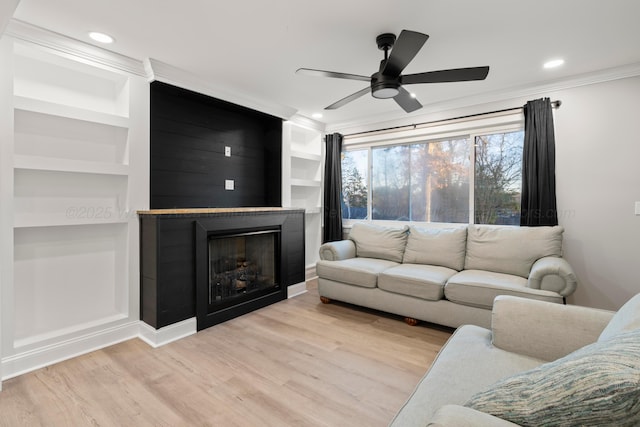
[
  {"x1": 334, "y1": 75, "x2": 640, "y2": 312},
  {"x1": 552, "y1": 76, "x2": 640, "y2": 310}
]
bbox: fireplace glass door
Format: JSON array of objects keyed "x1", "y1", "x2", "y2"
[{"x1": 208, "y1": 229, "x2": 280, "y2": 312}]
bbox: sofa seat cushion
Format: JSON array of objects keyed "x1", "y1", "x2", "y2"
[
  {"x1": 465, "y1": 328, "x2": 640, "y2": 427},
  {"x1": 389, "y1": 325, "x2": 545, "y2": 427},
  {"x1": 445, "y1": 270, "x2": 563, "y2": 310},
  {"x1": 378, "y1": 264, "x2": 456, "y2": 301},
  {"x1": 316, "y1": 258, "x2": 398, "y2": 288}
]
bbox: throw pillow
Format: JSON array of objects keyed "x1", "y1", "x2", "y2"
[
  {"x1": 402, "y1": 226, "x2": 467, "y2": 271},
  {"x1": 598, "y1": 293, "x2": 640, "y2": 342},
  {"x1": 464, "y1": 328, "x2": 640, "y2": 427},
  {"x1": 348, "y1": 223, "x2": 408, "y2": 263}
]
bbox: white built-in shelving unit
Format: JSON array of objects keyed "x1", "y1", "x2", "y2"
[
  {"x1": 282, "y1": 121, "x2": 323, "y2": 270},
  {"x1": 0, "y1": 32, "x2": 149, "y2": 382}
]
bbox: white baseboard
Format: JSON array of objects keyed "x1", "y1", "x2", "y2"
[
  {"x1": 1, "y1": 320, "x2": 140, "y2": 381},
  {"x1": 305, "y1": 265, "x2": 317, "y2": 281},
  {"x1": 287, "y1": 282, "x2": 307, "y2": 298},
  {"x1": 138, "y1": 318, "x2": 197, "y2": 348}
]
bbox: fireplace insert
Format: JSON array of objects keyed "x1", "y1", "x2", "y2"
[
  {"x1": 195, "y1": 220, "x2": 288, "y2": 330},
  {"x1": 207, "y1": 229, "x2": 280, "y2": 311}
]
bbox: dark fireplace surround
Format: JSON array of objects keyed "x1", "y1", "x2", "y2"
[
  {"x1": 140, "y1": 209, "x2": 305, "y2": 332},
  {"x1": 194, "y1": 211, "x2": 301, "y2": 330}
]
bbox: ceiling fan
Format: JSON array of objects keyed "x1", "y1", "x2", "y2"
[{"x1": 297, "y1": 30, "x2": 490, "y2": 113}]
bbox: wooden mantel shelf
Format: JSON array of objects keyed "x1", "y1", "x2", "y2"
[{"x1": 137, "y1": 207, "x2": 304, "y2": 216}]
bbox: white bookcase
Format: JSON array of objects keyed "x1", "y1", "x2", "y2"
[
  {"x1": 282, "y1": 121, "x2": 323, "y2": 270},
  {"x1": 0, "y1": 36, "x2": 149, "y2": 380}
]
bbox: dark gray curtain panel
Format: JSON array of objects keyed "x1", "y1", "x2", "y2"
[
  {"x1": 323, "y1": 133, "x2": 344, "y2": 242},
  {"x1": 520, "y1": 98, "x2": 558, "y2": 226}
]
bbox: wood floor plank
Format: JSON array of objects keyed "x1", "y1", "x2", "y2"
[{"x1": 0, "y1": 285, "x2": 452, "y2": 427}]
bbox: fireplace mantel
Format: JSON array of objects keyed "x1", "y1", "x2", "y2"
[
  {"x1": 138, "y1": 207, "x2": 296, "y2": 216},
  {"x1": 139, "y1": 208, "x2": 305, "y2": 331}
]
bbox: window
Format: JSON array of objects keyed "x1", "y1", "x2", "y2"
[
  {"x1": 341, "y1": 149, "x2": 368, "y2": 219},
  {"x1": 474, "y1": 130, "x2": 524, "y2": 225},
  {"x1": 370, "y1": 139, "x2": 469, "y2": 222},
  {"x1": 341, "y1": 123, "x2": 524, "y2": 225}
]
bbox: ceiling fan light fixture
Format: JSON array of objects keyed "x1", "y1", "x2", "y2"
[{"x1": 371, "y1": 82, "x2": 400, "y2": 99}]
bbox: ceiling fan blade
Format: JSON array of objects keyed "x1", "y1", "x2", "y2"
[
  {"x1": 325, "y1": 86, "x2": 371, "y2": 110},
  {"x1": 402, "y1": 66, "x2": 490, "y2": 85},
  {"x1": 393, "y1": 86, "x2": 422, "y2": 113},
  {"x1": 296, "y1": 68, "x2": 370, "y2": 82},
  {"x1": 381, "y1": 30, "x2": 429, "y2": 77}
]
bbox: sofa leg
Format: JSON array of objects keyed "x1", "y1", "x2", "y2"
[
  {"x1": 320, "y1": 296, "x2": 331, "y2": 304},
  {"x1": 404, "y1": 317, "x2": 419, "y2": 326}
]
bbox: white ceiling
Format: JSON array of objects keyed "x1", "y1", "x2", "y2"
[{"x1": 7, "y1": 0, "x2": 640, "y2": 128}]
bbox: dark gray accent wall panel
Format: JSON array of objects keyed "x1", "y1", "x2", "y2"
[{"x1": 150, "y1": 81, "x2": 282, "y2": 209}]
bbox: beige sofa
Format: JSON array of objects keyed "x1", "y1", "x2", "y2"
[
  {"x1": 390, "y1": 294, "x2": 640, "y2": 426},
  {"x1": 316, "y1": 222, "x2": 577, "y2": 329}
]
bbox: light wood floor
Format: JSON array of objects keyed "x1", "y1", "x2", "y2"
[{"x1": 0, "y1": 283, "x2": 452, "y2": 427}]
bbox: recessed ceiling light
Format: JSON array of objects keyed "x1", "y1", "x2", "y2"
[
  {"x1": 410, "y1": 92, "x2": 417, "y2": 98},
  {"x1": 88, "y1": 31, "x2": 114, "y2": 44},
  {"x1": 312, "y1": 113, "x2": 323, "y2": 119},
  {"x1": 543, "y1": 59, "x2": 564, "y2": 69}
]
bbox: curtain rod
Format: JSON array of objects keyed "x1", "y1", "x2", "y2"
[{"x1": 343, "y1": 99, "x2": 562, "y2": 138}]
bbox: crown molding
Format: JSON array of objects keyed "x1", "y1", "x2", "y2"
[
  {"x1": 5, "y1": 19, "x2": 147, "y2": 77},
  {"x1": 327, "y1": 61, "x2": 640, "y2": 134},
  {"x1": 286, "y1": 114, "x2": 326, "y2": 132},
  {"x1": 145, "y1": 58, "x2": 298, "y2": 121}
]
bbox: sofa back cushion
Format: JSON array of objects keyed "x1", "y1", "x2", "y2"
[
  {"x1": 464, "y1": 225, "x2": 564, "y2": 278},
  {"x1": 348, "y1": 223, "x2": 408, "y2": 262},
  {"x1": 403, "y1": 226, "x2": 467, "y2": 271},
  {"x1": 599, "y1": 293, "x2": 640, "y2": 342}
]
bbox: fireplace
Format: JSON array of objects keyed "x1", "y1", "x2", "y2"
[
  {"x1": 139, "y1": 209, "x2": 304, "y2": 332},
  {"x1": 207, "y1": 228, "x2": 280, "y2": 312}
]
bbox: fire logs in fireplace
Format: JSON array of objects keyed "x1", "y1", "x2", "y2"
[{"x1": 208, "y1": 230, "x2": 278, "y2": 307}]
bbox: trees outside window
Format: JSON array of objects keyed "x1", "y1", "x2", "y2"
[
  {"x1": 341, "y1": 150, "x2": 368, "y2": 220},
  {"x1": 474, "y1": 131, "x2": 524, "y2": 225}
]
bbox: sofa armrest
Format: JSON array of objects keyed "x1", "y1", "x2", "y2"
[
  {"x1": 491, "y1": 295, "x2": 614, "y2": 361},
  {"x1": 318, "y1": 240, "x2": 356, "y2": 261},
  {"x1": 428, "y1": 405, "x2": 520, "y2": 427},
  {"x1": 528, "y1": 256, "x2": 577, "y2": 297}
]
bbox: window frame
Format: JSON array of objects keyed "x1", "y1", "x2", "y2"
[{"x1": 341, "y1": 111, "x2": 524, "y2": 228}]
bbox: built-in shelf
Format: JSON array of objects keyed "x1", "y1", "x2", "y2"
[
  {"x1": 13, "y1": 223, "x2": 129, "y2": 347},
  {"x1": 282, "y1": 121, "x2": 323, "y2": 270},
  {"x1": 14, "y1": 96, "x2": 129, "y2": 128},
  {"x1": 14, "y1": 215, "x2": 129, "y2": 229},
  {"x1": 1, "y1": 37, "x2": 146, "y2": 379},
  {"x1": 291, "y1": 150, "x2": 322, "y2": 162},
  {"x1": 14, "y1": 155, "x2": 129, "y2": 176},
  {"x1": 290, "y1": 178, "x2": 322, "y2": 187}
]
